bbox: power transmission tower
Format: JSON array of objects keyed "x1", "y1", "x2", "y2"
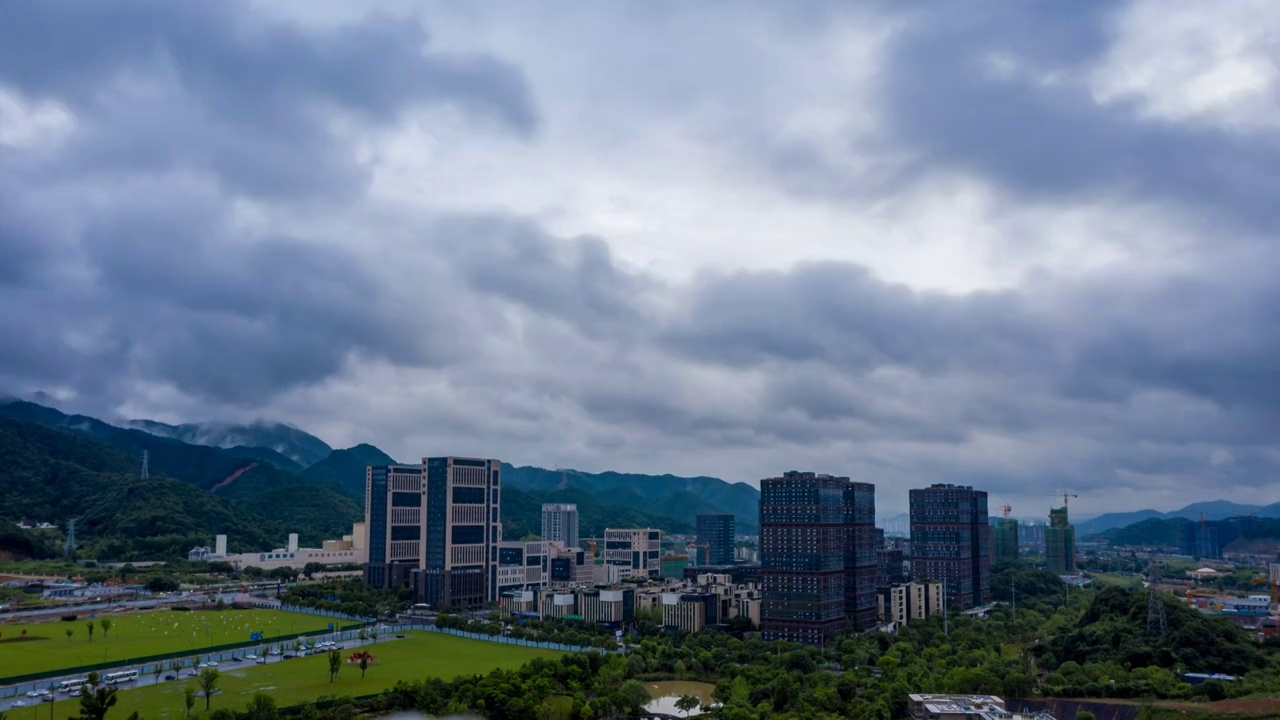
[
  {"x1": 64, "y1": 518, "x2": 77, "y2": 557},
  {"x1": 141, "y1": 450, "x2": 150, "y2": 480},
  {"x1": 1145, "y1": 564, "x2": 1168, "y2": 636}
]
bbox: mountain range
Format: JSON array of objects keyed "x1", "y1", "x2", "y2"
[
  {"x1": 0, "y1": 399, "x2": 760, "y2": 561},
  {"x1": 1075, "y1": 500, "x2": 1280, "y2": 537}
]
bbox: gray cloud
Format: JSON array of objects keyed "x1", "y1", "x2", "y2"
[
  {"x1": 877, "y1": 1, "x2": 1280, "y2": 231},
  {"x1": 0, "y1": 0, "x2": 537, "y2": 200},
  {"x1": 1, "y1": 0, "x2": 1278, "y2": 513}
]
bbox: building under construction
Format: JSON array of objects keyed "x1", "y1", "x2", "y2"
[
  {"x1": 1045, "y1": 505, "x2": 1075, "y2": 575},
  {"x1": 993, "y1": 504, "x2": 1019, "y2": 563}
]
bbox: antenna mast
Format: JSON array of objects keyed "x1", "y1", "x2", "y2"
[
  {"x1": 1145, "y1": 564, "x2": 1168, "y2": 636},
  {"x1": 64, "y1": 518, "x2": 77, "y2": 557}
]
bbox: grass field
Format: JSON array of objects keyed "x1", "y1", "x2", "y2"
[
  {"x1": 0, "y1": 608, "x2": 358, "y2": 679},
  {"x1": 25, "y1": 632, "x2": 561, "y2": 720}
]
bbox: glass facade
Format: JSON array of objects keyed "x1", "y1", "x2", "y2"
[
  {"x1": 909, "y1": 484, "x2": 990, "y2": 608},
  {"x1": 696, "y1": 513, "x2": 736, "y2": 566},
  {"x1": 760, "y1": 471, "x2": 878, "y2": 644}
]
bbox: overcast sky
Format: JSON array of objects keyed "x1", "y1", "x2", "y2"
[{"x1": 2, "y1": 0, "x2": 1278, "y2": 515}]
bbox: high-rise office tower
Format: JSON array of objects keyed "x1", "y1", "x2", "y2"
[
  {"x1": 363, "y1": 463, "x2": 426, "y2": 591},
  {"x1": 363, "y1": 456, "x2": 502, "y2": 610},
  {"x1": 909, "y1": 484, "x2": 989, "y2": 609},
  {"x1": 696, "y1": 513, "x2": 736, "y2": 566},
  {"x1": 542, "y1": 503, "x2": 579, "y2": 549},
  {"x1": 1045, "y1": 505, "x2": 1076, "y2": 574},
  {"x1": 844, "y1": 481, "x2": 878, "y2": 630},
  {"x1": 759, "y1": 471, "x2": 878, "y2": 645}
]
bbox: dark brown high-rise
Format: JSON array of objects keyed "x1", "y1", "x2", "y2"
[
  {"x1": 909, "y1": 484, "x2": 989, "y2": 609},
  {"x1": 759, "y1": 471, "x2": 877, "y2": 645}
]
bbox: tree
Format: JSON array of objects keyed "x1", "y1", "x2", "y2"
[
  {"x1": 78, "y1": 684, "x2": 118, "y2": 720},
  {"x1": 348, "y1": 651, "x2": 375, "y2": 678},
  {"x1": 198, "y1": 668, "x2": 220, "y2": 710},
  {"x1": 1078, "y1": 713, "x2": 1096, "y2": 720},
  {"x1": 87, "y1": 672, "x2": 100, "y2": 687},
  {"x1": 675, "y1": 694, "x2": 700, "y2": 717},
  {"x1": 328, "y1": 649, "x2": 341, "y2": 683},
  {"x1": 618, "y1": 680, "x2": 651, "y2": 713},
  {"x1": 245, "y1": 694, "x2": 276, "y2": 720},
  {"x1": 152, "y1": 663, "x2": 162, "y2": 683},
  {"x1": 100, "y1": 618, "x2": 113, "y2": 639},
  {"x1": 182, "y1": 687, "x2": 195, "y2": 719},
  {"x1": 66, "y1": 628, "x2": 73, "y2": 642},
  {"x1": 86, "y1": 621, "x2": 94, "y2": 642}
]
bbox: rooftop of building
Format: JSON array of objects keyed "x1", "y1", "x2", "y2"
[{"x1": 908, "y1": 694, "x2": 1055, "y2": 720}]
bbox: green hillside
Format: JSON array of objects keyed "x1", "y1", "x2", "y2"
[
  {"x1": 301, "y1": 443, "x2": 398, "y2": 500},
  {"x1": 503, "y1": 463, "x2": 759, "y2": 533},
  {"x1": 501, "y1": 486, "x2": 692, "y2": 540},
  {"x1": 0, "y1": 419, "x2": 354, "y2": 560}
]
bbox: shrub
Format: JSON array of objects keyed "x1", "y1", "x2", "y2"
[{"x1": 60, "y1": 615, "x2": 77, "y2": 622}]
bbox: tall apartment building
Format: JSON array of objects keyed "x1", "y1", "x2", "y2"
[
  {"x1": 603, "y1": 528, "x2": 662, "y2": 579},
  {"x1": 845, "y1": 481, "x2": 879, "y2": 629},
  {"x1": 909, "y1": 484, "x2": 990, "y2": 609},
  {"x1": 993, "y1": 518, "x2": 1020, "y2": 564},
  {"x1": 363, "y1": 457, "x2": 502, "y2": 610},
  {"x1": 1045, "y1": 506, "x2": 1075, "y2": 575},
  {"x1": 759, "y1": 470, "x2": 878, "y2": 645},
  {"x1": 541, "y1": 503, "x2": 579, "y2": 549},
  {"x1": 696, "y1": 513, "x2": 736, "y2": 567}
]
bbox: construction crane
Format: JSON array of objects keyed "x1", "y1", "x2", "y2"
[
  {"x1": 1055, "y1": 492, "x2": 1078, "y2": 509},
  {"x1": 999, "y1": 504, "x2": 1012, "y2": 520}
]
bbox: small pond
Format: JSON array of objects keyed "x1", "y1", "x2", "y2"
[{"x1": 643, "y1": 680, "x2": 717, "y2": 716}]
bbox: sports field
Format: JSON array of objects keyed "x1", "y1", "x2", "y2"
[
  {"x1": 0, "y1": 608, "x2": 357, "y2": 679},
  {"x1": 30, "y1": 632, "x2": 561, "y2": 720}
]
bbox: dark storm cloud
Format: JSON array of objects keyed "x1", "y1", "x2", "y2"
[
  {"x1": 434, "y1": 215, "x2": 652, "y2": 339},
  {"x1": 878, "y1": 1, "x2": 1280, "y2": 230},
  {"x1": 664, "y1": 263, "x2": 1052, "y2": 378},
  {"x1": 0, "y1": 0, "x2": 538, "y2": 199},
  {"x1": 74, "y1": 197, "x2": 446, "y2": 403}
]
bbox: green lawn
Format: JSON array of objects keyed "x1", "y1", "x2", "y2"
[
  {"x1": 28, "y1": 632, "x2": 561, "y2": 720},
  {"x1": 0, "y1": 608, "x2": 356, "y2": 679}
]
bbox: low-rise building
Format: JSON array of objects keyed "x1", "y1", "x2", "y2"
[
  {"x1": 603, "y1": 528, "x2": 662, "y2": 579},
  {"x1": 878, "y1": 581, "x2": 943, "y2": 628},
  {"x1": 661, "y1": 592, "x2": 720, "y2": 633},
  {"x1": 188, "y1": 526, "x2": 367, "y2": 571},
  {"x1": 907, "y1": 694, "x2": 1055, "y2": 720}
]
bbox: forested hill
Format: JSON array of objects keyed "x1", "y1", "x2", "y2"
[{"x1": 0, "y1": 419, "x2": 325, "y2": 561}]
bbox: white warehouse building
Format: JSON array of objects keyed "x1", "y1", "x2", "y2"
[{"x1": 188, "y1": 524, "x2": 367, "y2": 570}]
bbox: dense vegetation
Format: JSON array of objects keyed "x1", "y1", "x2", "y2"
[
  {"x1": 504, "y1": 463, "x2": 760, "y2": 533},
  {"x1": 281, "y1": 579, "x2": 409, "y2": 619},
  {"x1": 0, "y1": 419, "x2": 350, "y2": 561},
  {"x1": 299, "y1": 444, "x2": 397, "y2": 501}
]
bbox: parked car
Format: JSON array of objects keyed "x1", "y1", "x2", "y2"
[
  {"x1": 26, "y1": 691, "x2": 41, "y2": 698},
  {"x1": 282, "y1": 654, "x2": 295, "y2": 660},
  {"x1": 13, "y1": 700, "x2": 27, "y2": 708},
  {"x1": 42, "y1": 696, "x2": 55, "y2": 703},
  {"x1": 255, "y1": 658, "x2": 267, "y2": 665},
  {"x1": 164, "y1": 675, "x2": 176, "y2": 681},
  {"x1": 245, "y1": 654, "x2": 257, "y2": 661}
]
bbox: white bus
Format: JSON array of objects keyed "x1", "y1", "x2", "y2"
[
  {"x1": 57, "y1": 679, "x2": 90, "y2": 694},
  {"x1": 104, "y1": 670, "x2": 139, "y2": 685}
]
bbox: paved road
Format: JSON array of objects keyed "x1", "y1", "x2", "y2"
[{"x1": 0, "y1": 642, "x2": 374, "y2": 712}]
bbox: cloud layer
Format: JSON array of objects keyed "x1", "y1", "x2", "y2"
[{"x1": 3, "y1": 0, "x2": 1278, "y2": 514}]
